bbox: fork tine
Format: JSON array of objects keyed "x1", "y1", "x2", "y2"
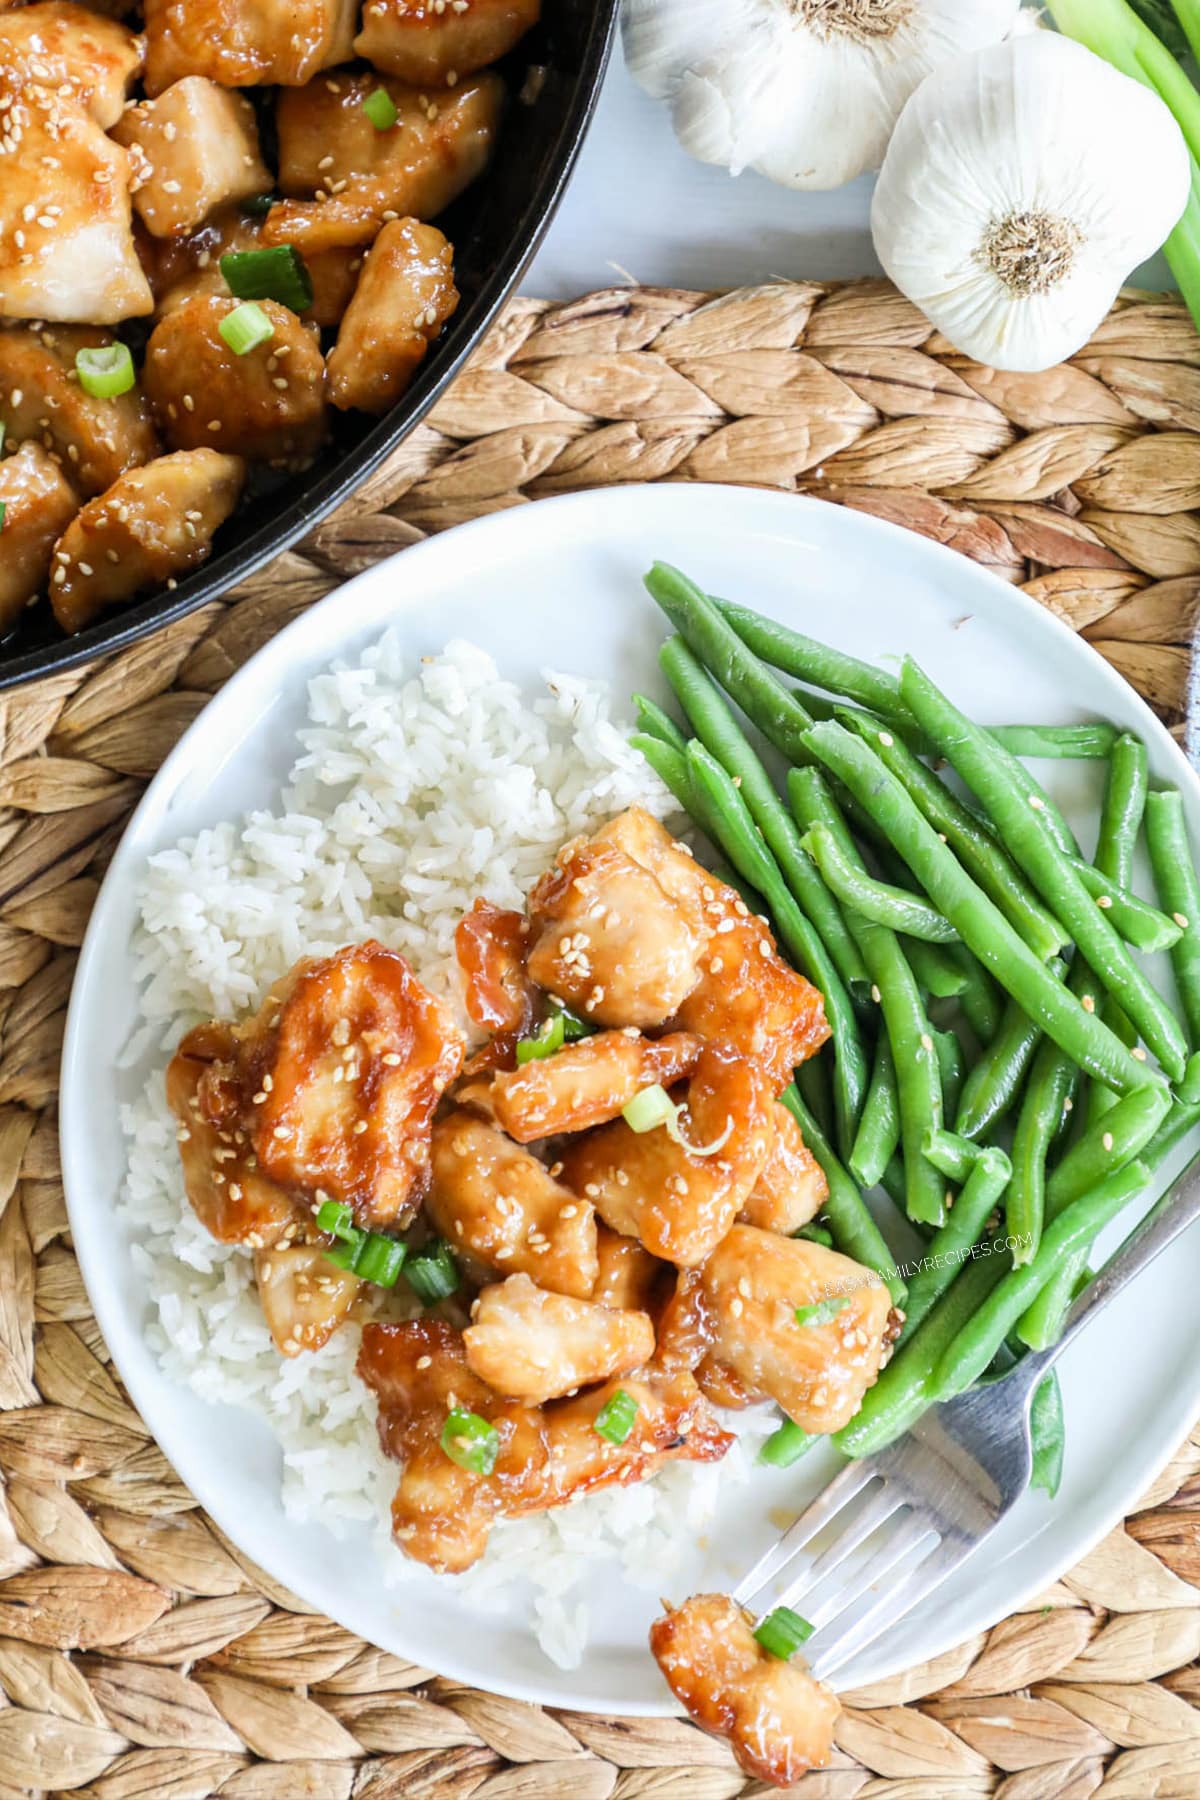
[
  {"x1": 732, "y1": 1458, "x2": 877, "y2": 1608},
  {"x1": 774, "y1": 1481, "x2": 906, "y2": 1607},
  {"x1": 787, "y1": 1509, "x2": 934, "y2": 1629},
  {"x1": 810, "y1": 1533, "x2": 970, "y2": 1682}
]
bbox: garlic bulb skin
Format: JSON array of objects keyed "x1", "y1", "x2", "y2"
[
  {"x1": 621, "y1": 0, "x2": 1022, "y2": 191},
  {"x1": 871, "y1": 34, "x2": 1191, "y2": 372}
]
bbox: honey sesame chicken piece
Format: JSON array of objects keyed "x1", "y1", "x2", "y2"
[
  {"x1": 0, "y1": 76, "x2": 153, "y2": 324},
  {"x1": 144, "y1": 294, "x2": 326, "y2": 467},
  {"x1": 264, "y1": 71, "x2": 502, "y2": 253},
  {"x1": 650, "y1": 1594, "x2": 839, "y2": 1787},
  {"x1": 327, "y1": 218, "x2": 458, "y2": 415},
  {"x1": 463, "y1": 1272, "x2": 656, "y2": 1404},
  {"x1": 355, "y1": 0, "x2": 540, "y2": 86},
  {"x1": 166, "y1": 1021, "x2": 298, "y2": 1246},
  {"x1": 112, "y1": 77, "x2": 271, "y2": 238},
  {"x1": 590, "y1": 1226, "x2": 668, "y2": 1314},
  {"x1": 50, "y1": 447, "x2": 244, "y2": 633},
  {"x1": 141, "y1": 209, "x2": 262, "y2": 317},
  {"x1": 701, "y1": 1226, "x2": 894, "y2": 1435},
  {"x1": 490, "y1": 1030, "x2": 702, "y2": 1143},
  {"x1": 143, "y1": 0, "x2": 358, "y2": 94},
  {"x1": 559, "y1": 1044, "x2": 776, "y2": 1268},
  {"x1": 0, "y1": 443, "x2": 79, "y2": 631},
  {"x1": 428, "y1": 1109, "x2": 599, "y2": 1298},
  {"x1": 0, "y1": 325, "x2": 159, "y2": 496},
  {"x1": 740, "y1": 1100, "x2": 828, "y2": 1236},
  {"x1": 303, "y1": 248, "x2": 364, "y2": 330},
  {"x1": 359, "y1": 1318, "x2": 732, "y2": 1573},
  {"x1": 0, "y1": 2, "x2": 143, "y2": 128},
  {"x1": 253, "y1": 1243, "x2": 364, "y2": 1359},
  {"x1": 455, "y1": 896, "x2": 536, "y2": 1037}
]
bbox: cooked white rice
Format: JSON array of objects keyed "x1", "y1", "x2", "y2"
[{"x1": 121, "y1": 632, "x2": 774, "y2": 1669}]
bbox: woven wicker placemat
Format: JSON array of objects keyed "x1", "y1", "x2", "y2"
[{"x1": 3, "y1": 278, "x2": 1200, "y2": 1800}]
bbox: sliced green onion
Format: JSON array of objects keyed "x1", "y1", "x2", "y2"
[
  {"x1": 75, "y1": 343, "x2": 135, "y2": 400},
  {"x1": 593, "y1": 1388, "x2": 639, "y2": 1445},
  {"x1": 441, "y1": 1408, "x2": 499, "y2": 1476},
  {"x1": 758, "y1": 1418, "x2": 815, "y2": 1468},
  {"x1": 241, "y1": 192, "x2": 280, "y2": 217},
  {"x1": 795, "y1": 1297, "x2": 850, "y2": 1328},
  {"x1": 0, "y1": 500, "x2": 5, "y2": 532},
  {"x1": 404, "y1": 1238, "x2": 459, "y2": 1305},
  {"x1": 622, "y1": 1084, "x2": 679, "y2": 1134},
  {"x1": 221, "y1": 245, "x2": 313, "y2": 312},
  {"x1": 753, "y1": 1606, "x2": 814, "y2": 1661},
  {"x1": 516, "y1": 1011, "x2": 566, "y2": 1065},
  {"x1": 355, "y1": 1232, "x2": 406, "y2": 1287},
  {"x1": 218, "y1": 301, "x2": 274, "y2": 357},
  {"x1": 363, "y1": 86, "x2": 398, "y2": 130},
  {"x1": 323, "y1": 1228, "x2": 365, "y2": 1272},
  {"x1": 316, "y1": 1198, "x2": 356, "y2": 1241},
  {"x1": 558, "y1": 1004, "x2": 592, "y2": 1042}
]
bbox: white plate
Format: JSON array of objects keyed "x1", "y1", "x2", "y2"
[{"x1": 61, "y1": 483, "x2": 1200, "y2": 1713}]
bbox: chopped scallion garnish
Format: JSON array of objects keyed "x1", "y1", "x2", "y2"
[
  {"x1": 404, "y1": 1238, "x2": 459, "y2": 1305},
  {"x1": 323, "y1": 1229, "x2": 365, "y2": 1272},
  {"x1": 316, "y1": 1198, "x2": 356, "y2": 1241},
  {"x1": 241, "y1": 192, "x2": 279, "y2": 217},
  {"x1": 794, "y1": 1297, "x2": 850, "y2": 1328},
  {"x1": 593, "y1": 1388, "x2": 638, "y2": 1445},
  {"x1": 75, "y1": 343, "x2": 135, "y2": 400},
  {"x1": 221, "y1": 245, "x2": 313, "y2": 313},
  {"x1": 441, "y1": 1408, "x2": 499, "y2": 1475},
  {"x1": 355, "y1": 1232, "x2": 406, "y2": 1287},
  {"x1": 218, "y1": 301, "x2": 274, "y2": 357},
  {"x1": 622, "y1": 1084, "x2": 678, "y2": 1135},
  {"x1": 0, "y1": 501, "x2": 5, "y2": 532},
  {"x1": 758, "y1": 1418, "x2": 815, "y2": 1468},
  {"x1": 363, "y1": 86, "x2": 398, "y2": 130},
  {"x1": 753, "y1": 1605, "x2": 814, "y2": 1661},
  {"x1": 516, "y1": 1010, "x2": 565, "y2": 1065}
]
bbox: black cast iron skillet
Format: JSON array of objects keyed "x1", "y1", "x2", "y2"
[{"x1": 0, "y1": 0, "x2": 617, "y2": 690}]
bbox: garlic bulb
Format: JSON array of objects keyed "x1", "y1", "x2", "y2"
[
  {"x1": 871, "y1": 34, "x2": 1191, "y2": 372},
  {"x1": 621, "y1": 0, "x2": 1022, "y2": 191}
]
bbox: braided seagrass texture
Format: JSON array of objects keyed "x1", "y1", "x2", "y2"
[{"x1": 2, "y1": 280, "x2": 1200, "y2": 1799}]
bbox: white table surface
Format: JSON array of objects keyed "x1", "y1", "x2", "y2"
[{"x1": 526, "y1": 39, "x2": 1172, "y2": 302}]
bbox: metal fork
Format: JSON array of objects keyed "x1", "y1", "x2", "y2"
[{"x1": 734, "y1": 1148, "x2": 1200, "y2": 1684}]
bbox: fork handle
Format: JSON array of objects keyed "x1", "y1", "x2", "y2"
[{"x1": 1029, "y1": 1146, "x2": 1200, "y2": 1383}]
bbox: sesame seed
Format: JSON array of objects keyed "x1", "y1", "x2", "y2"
[
  {"x1": 1102, "y1": 1132, "x2": 1114, "y2": 1152},
  {"x1": 1081, "y1": 993, "x2": 1095, "y2": 1013},
  {"x1": 1176, "y1": 912, "x2": 1190, "y2": 929}
]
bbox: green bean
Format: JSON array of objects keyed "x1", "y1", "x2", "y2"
[
  {"x1": 838, "y1": 711, "x2": 1067, "y2": 963},
  {"x1": 879, "y1": 1153, "x2": 908, "y2": 1213},
  {"x1": 902, "y1": 938, "x2": 968, "y2": 999},
  {"x1": 988, "y1": 724, "x2": 1120, "y2": 760},
  {"x1": 801, "y1": 720, "x2": 1157, "y2": 1097},
  {"x1": 1007, "y1": 1031, "x2": 1079, "y2": 1268},
  {"x1": 781, "y1": 1085, "x2": 906, "y2": 1304},
  {"x1": 932, "y1": 1160, "x2": 1150, "y2": 1398},
  {"x1": 933, "y1": 1028, "x2": 965, "y2": 1125},
  {"x1": 630, "y1": 732, "x2": 712, "y2": 834},
  {"x1": 955, "y1": 973, "x2": 1065, "y2": 1142},
  {"x1": 835, "y1": 1252, "x2": 1012, "y2": 1458},
  {"x1": 950, "y1": 946, "x2": 1005, "y2": 1045},
  {"x1": 796, "y1": 1222, "x2": 834, "y2": 1247},
  {"x1": 899, "y1": 1146, "x2": 1011, "y2": 1342},
  {"x1": 1180, "y1": 1052, "x2": 1200, "y2": 1107},
  {"x1": 788, "y1": 766, "x2": 946, "y2": 1226},
  {"x1": 713, "y1": 595, "x2": 920, "y2": 734},
  {"x1": 632, "y1": 693, "x2": 688, "y2": 757},
  {"x1": 1066, "y1": 857, "x2": 1182, "y2": 954},
  {"x1": 899, "y1": 659, "x2": 1187, "y2": 1081},
  {"x1": 645, "y1": 564, "x2": 815, "y2": 764},
  {"x1": 796, "y1": 1050, "x2": 834, "y2": 1144},
  {"x1": 1142, "y1": 1095, "x2": 1200, "y2": 1172},
  {"x1": 660, "y1": 637, "x2": 870, "y2": 1000},
  {"x1": 800, "y1": 823, "x2": 958, "y2": 943},
  {"x1": 759, "y1": 1417, "x2": 816, "y2": 1468},
  {"x1": 1083, "y1": 738, "x2": 1146, "y2": 1124},
  {"x1": 1146, "y1": 788, "x2": 1200, "y2": 1048},
  {"x1": 993, "y1": 741, "x2": 1080, "y2": 857},
  {"x1": 849, "y1": 1033, "x2": 901, "y2": 1189},
  {"x1": 924, "y1": 1126, "x2": 986, "y2": 1185},
  {"x1": 1030, "y1": 1371, "x2": 1066, "y2": 1498}
]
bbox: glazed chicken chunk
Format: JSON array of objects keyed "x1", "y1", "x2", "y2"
[
  {"x1": 428, "y1": 1109, "x2": 598, "y2": 1298},
  {"x1": 113, "y1": 77, "x2": 271, "y2": 237},
  {"x1": 490, "y1": 1030, "x2": 702, "y2": 1143},
  {"x1": 590, "y1": 1227, "x2": 667, "y2": 1314},
  {"x1": 0, "y1": 2, "x2": 143, "y2": 129},
  {"x1": 560, "y1": 1044, "x2": 776, "y2": 1267},
  {"x1": 327, "y1": 218, "x2": 458, "y2": 415},
  {"x1": 0, "y1": 443, "x2": 79, "y2": 632},
  {"x1": 464, "y1": 1272, "x2": 656, "y2": 1404},
  {"x1": 355, "y1": 0, "x2": 539, "y2": 85},
  {"x1": 650, "y1": 1594, "x2": 840, "y2": 1787},
  {"x1": 741, "y1": 1100, "x2": 828, "y2": 1235},
  {"x1": 253, "y1": 1243, "x2": 363, "y2": 1359},
  {"x1": 50, "y1": 448, "x2": 245, "y2": 633},
  {"x1": 0, "y1": 325, "x2": 160, "y2": 495},
  {"x1": 0, "y1": 78, "x2": 153, "y2": 324},
  {"x1": 144, "y1": 294, "x2": 327, "y2": 467},
  {"x1": 143, "y1": 0, "x2": 358, "y2": 94},
  {"x1": 455, "y1": 897, "x2": 536, "y2": 1037},
  {"x1": 265, "y1": 71, "x2": 502, "y2": 252},
  {"x1": 701, "y1": 1226, "x2": 895, "y2": 1435},
  {"x1": 166, "y1": 1020, "x2": 298, "y2": 1246}
]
